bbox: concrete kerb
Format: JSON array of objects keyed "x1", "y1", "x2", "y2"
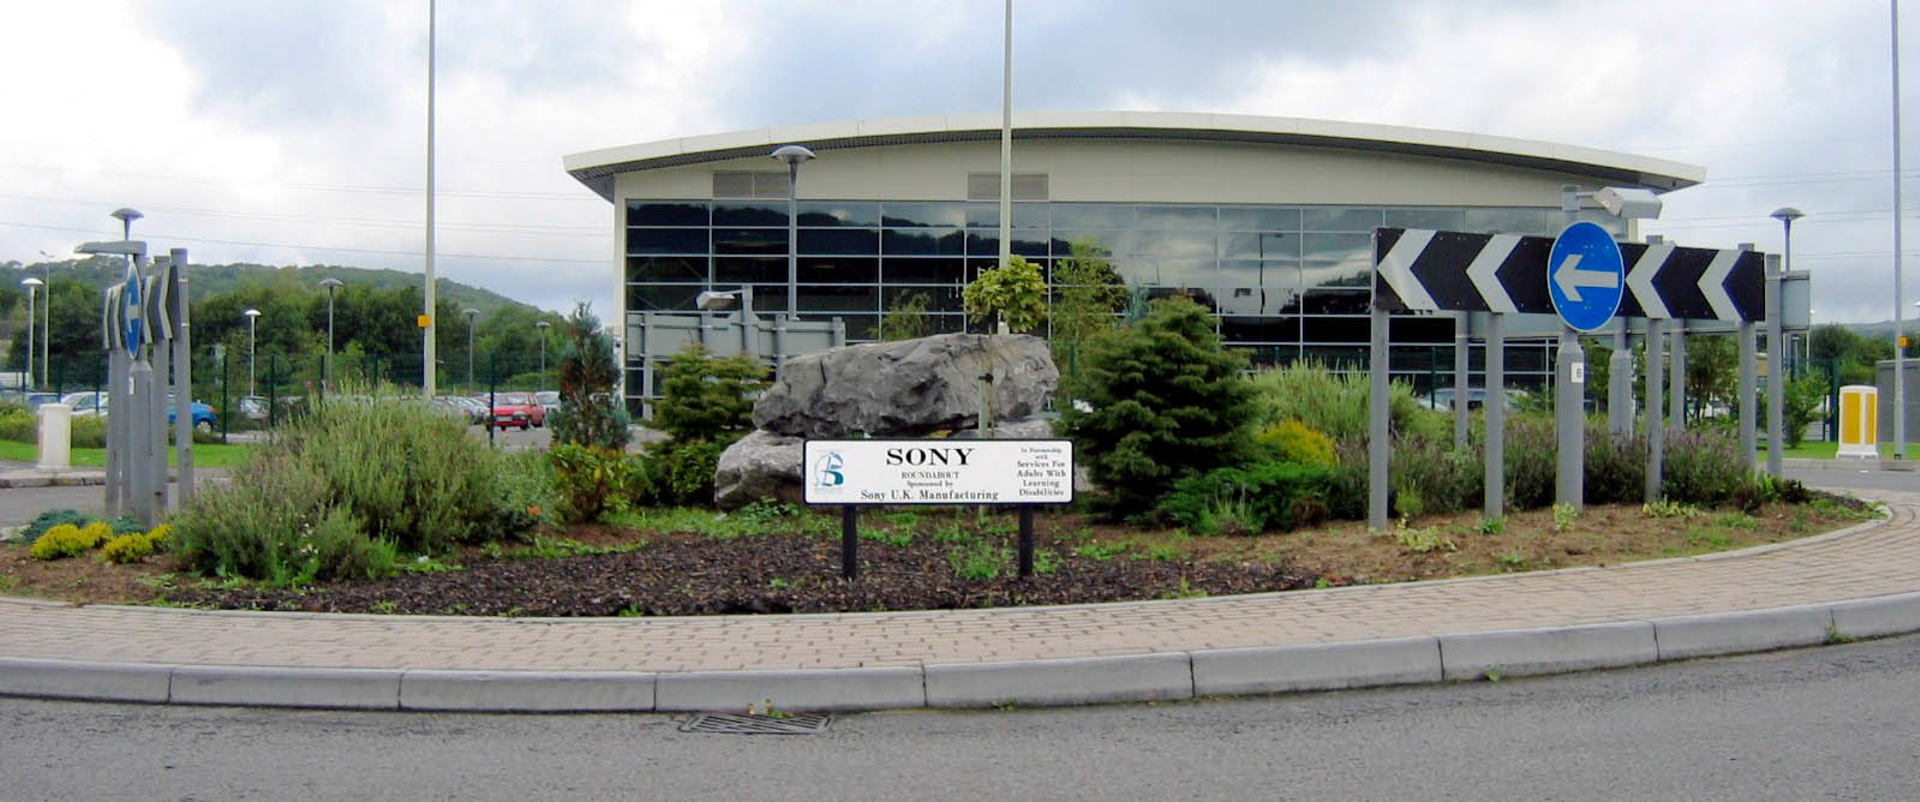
[{"x1": 7, "y1": 587, "x2": 1920, "y2": 712}]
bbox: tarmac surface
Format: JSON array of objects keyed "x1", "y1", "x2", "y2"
[{"x1": 1, "y1": 457, "x2": 1917, "y2": 713}]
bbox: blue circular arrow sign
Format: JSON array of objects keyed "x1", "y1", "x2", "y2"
[
  {"x1": 1547, "y1": 221, "x2": 1625, "y2": 332},
  {"x1": 121, "y1": 262, "x2": 145, "y2": 358}
]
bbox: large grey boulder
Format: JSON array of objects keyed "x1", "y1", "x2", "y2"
[
  {"x1": 752, "y1": 333, "x2": 1058, "y2": 439},
  {"x1": 713, "y1": 430, "x2": 806, "y2": 510}
]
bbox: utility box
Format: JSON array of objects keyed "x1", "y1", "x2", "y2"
[
  {"x1": 36, "y1": 403, "x2": 71, "y2": 471},
  {"x1": 1838, "y1": 385, "x2": 1878, "y2": 459}
]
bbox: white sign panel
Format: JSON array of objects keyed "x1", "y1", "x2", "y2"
[{"x1": 803, "y1": 439, "x2": 1074, "y2": 505}]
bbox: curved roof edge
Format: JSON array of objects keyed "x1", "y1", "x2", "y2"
[{"x1": 563, "y1": 111, "x2": 1706, "y2": 202}]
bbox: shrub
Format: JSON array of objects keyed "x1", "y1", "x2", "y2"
[
  {"x1": 101, "y1": 532, "x2": 156, "y2": 564},
  {"x1": 1255, "y1": 420, "x2": 1337, "y2": 467},
  {"x1": 1159, "y1": 462, "x2": 1335, "y2": 535},
  {"x1": 28, "y1": 524, "x2": 99, "y2": 560},
  {"x1": 1248, "y1": 361, "x2": 1431, "y2": 444},
  {"x1": 548, "y1": 302, "x2": 632, "y2": 451},
  {"x1": 653, "y1": 343, "x2": 768, "y2": 447},
  {"x1": 1662, "y1": 427, "x2": 1749, "y2": 508},
  {"x1": 170, "y1": 388, "x2": 539, "y2": 584},
  {"x1": 962, "y1": 254, "x2": 1048, "y2": 333},
  {"x1": 1584, "y1": 422, "x2": 1647, "y2": 506},
  {"x1": 491, "y1": 450, "x2": 560, "y2": 534},
  {"x1": 1503, "y1": 414, "x2": 1558, "y2": 511},
  {"x1": 641, "y1": 439, "x2": 727, "y2": 507},
  {"x1": 21, "y1": 509, "x2": 89, "y2": 544},
  {"x1": 549, "y1": 443, "x2": 640, "y2": 524},
  {"x1": 1389, "y1": 434, "x2": 1481, "y2": 518},
  {"x1": 1059, "y1": 296, "x2": 1260, "y2": 519}
]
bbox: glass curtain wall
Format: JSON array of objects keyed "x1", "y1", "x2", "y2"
[{"x1": 625, "y1": 199, "x2": 1620, "y2": 407}]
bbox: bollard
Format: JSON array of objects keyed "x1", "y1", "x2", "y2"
[{"x1": 36, "y1": 403, "x2": 72, "y2": 471}]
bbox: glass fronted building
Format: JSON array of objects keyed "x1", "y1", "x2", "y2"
[{"x1": 567, "y1": 113, "x2": 1702, "y2": 414}]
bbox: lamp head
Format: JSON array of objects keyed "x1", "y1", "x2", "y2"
[
  {"x1": 1771, "y1": 207, "x2": 1805, "y2": 224},
  {"x1": 110, "y1": 208, "x2": 144, "y2": 226},
  {"x1": 1593, "y1": 187, "x2": 1663, "y2": 220},
  {"x1": 243, "y1": 308, "x2": 261, "y2": 319},
  {"x1": 770, "y1": 144, "x2": 817, "y2": 166},
  {"x1": 318, "y1": 278, "x2": 343, "y2": 291},
  {"x1": 21, "y1": 278, "x2": 42, "y2": 288},
  {"x1": 696, "y1": 290, "x2": 740, "y2": 310}
]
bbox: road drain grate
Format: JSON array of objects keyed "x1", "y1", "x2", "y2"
[{"x1": 679, "y1": 713, "x2": 832, "y2": 734}]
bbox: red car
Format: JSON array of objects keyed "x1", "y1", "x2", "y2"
[{"x1": 489, "y1": 391, "x2": 546, "y2": 430}]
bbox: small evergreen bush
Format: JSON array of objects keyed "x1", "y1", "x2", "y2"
[
  {"x1": 547, "y1": 302, "x2": 632, "y2": 451},
  {"x1": 21, "y1": 509, "x2": 89, "y2": 544},
  {"x1": 640, "y1": 440, "x2": 727, "y2": 507},
  {"x1": 1059, "y1": 296, "x2": 1260, "y2": 520},
  {"x1": 653, "y1": 343, "x2": 768, "y2": 447},
  {"x1": 28, "y1": 524, "x2": 100, "y2": 560},
  {"x1": 1255, "y1": 420, "x2": 1337, "y2": 467}
]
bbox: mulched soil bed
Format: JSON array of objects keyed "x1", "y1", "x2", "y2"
[{"x1": 163, "y1": 531, "x2": 1320, "y2": 617}]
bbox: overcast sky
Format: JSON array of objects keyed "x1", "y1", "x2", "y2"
[{"x1": 0, "y1": 0, "x2": 1915, "y2": 325}]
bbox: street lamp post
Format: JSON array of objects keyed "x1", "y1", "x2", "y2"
[
  {"x1": 463, "y1": 307, "x2": 479, "y2": 393},
  {"x1": 318, "y1": 278, "x2": 342, "y2": 388},
  {"x1": 770, "y1": 144, "x2": 817, "y2": 320},
  {"x1": 20, "y1": 278, "x2": 41, "y2": 390},
  {"x1": 244, "y1": 308, "x2": 261, "y2": 398},
  {"x1": 34, "y1": 251, "x2": 53, "y2": 388},
  {"x1": 535, "y1": 320, "x2": 551, "y2": 382}
]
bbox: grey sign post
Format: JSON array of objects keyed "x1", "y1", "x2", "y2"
[
  {"x1": 1766, "y1": 254, "x2": 1785, "y2": 477},
  {"x1": 1646, "y1": 318, "x2": 1665, "y2": 502}
]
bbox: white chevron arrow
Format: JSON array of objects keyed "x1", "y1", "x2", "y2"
[
  {"x1": 1378, "y1": 229, "x2": 1437, "y2": 310},
  {"x1": 1553, "y1": 253, "x2": 1618, "y2": 302},
  {"x1": 1627, "y1": 241, "x2": 1674, "y2": 319},
  {"x1": 1466, "y1": 234, "x2": 1520, "y2": 313},
  {"x1": 1698, "y1": 248, "x2": 1741, "y2": 321}
]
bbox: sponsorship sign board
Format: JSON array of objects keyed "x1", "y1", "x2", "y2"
[{"x1": 803, "y1": 439, "x2": 1074, "y2": 506}]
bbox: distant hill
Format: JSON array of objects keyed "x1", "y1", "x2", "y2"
[{"x1": 4, "y1": 258, "x2": 537, "y2": 318}]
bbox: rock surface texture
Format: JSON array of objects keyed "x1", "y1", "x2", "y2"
[{"x1": 715, "y1": 334, "x2": 1060, "y2": 509}]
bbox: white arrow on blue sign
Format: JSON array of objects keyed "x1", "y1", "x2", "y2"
[
  {"x1": 121, "y1": 262, "x2": 145, "y2": 358},
  {"x1": 1547, "y1": 221, "x2": 1625, "y2": 332}
]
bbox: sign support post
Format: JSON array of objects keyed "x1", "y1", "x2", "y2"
[
  {"x1": 841, "y1": 506, "x2": 858, "y2": 580},
  {"x1": 1368, "y1": 305, "x2": 1390, "y2": 529},
  {"x1": 1484, "y1": 313, "x2": 1505, "y2": 518},
  {"x1": 1555, "y1": 328, "x2": 1585, "y2": 510},
  {"x1": 1453, "y1": 312, "x2": 1470, "y2": 448},
  {"x1": 1669, "y1": 322, "x2": 1688, "y2": 430},
  {"x1": 171, "y1": 249, "x2": 195, "y2": 504},
  {"x1": 1766, "y1": 254, "x2": 1785, "y2": 477},
  {"x1": 1646, "y1": 320, "x2": 1666, "y2": 502},
  {"x1": 1739, "y1": 316, "x2": 1758, "y2": 471},
  {"x1": 1610, "y1": 319, "x2": 1632, "y2": 434}
]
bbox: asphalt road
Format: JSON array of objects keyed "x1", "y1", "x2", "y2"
[{"x1": 4, "y1": 633, "x2": 1919, "y2": 800}]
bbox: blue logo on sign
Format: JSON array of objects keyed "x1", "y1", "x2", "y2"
[
  {"x1": 811, "y1": 451, "x2": 845, "y2": 488},
  {"x1": 1547, "y1": 221, "x2": 1625, "y2": 333}
]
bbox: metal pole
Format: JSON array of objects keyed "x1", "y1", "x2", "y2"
[
  {"x1": 1895, "y1": 0, "x2": 1909, "y2": 459},
  {"x1": 1646, "y1": 319, "x2": 1665, "y2": 502},
  {"x1": 1368, "y1": 306, "x2": 1389, "y2": 528},
  {"x1": 1454, "y1": 312, "x2": 1469, "y2": 448},
  {"x1": 423, "y1": 0, "x2": 438, "y2": 398},
  {"x1": 841, "y1": 505, "x2": 859, "y2": 580},
  {"x1": 1766, "y1": 254, "x2": 1785, "y2": 476},
  {"x1": 248, "y1": 314, "x2": 257, "y2": 397},
  {"x1": 22, "y1": 285, "x2": 33, "y2": 391},
  {"x1": 1555, "y1": 327, "x2": 1584, "y2": 511},
  {"x1": 171, "y1": 249, "x2": 193, "y2": 504},
  {"x1": 1739, "y1": 318, "x2": 1757, "y2": 472},
  {"x1": 788, "y1": 160, "x2": 800, "y2": 319},
  {"x1": 1018, "y1": 507, "x2": 1035, "y2": 578},
  {"x1": 1610, "y1": 318, "x2": 1632, "y2": 434},
  {"x1": 1484, "y1": 313, "x2": 1505, "y2": 518},
  {"x1": 998, "y1": 0, "x2": 1013, "y2": 278},
  {"x1": 1669, "y1": 321, "x2": 1687, "y2": 429}
]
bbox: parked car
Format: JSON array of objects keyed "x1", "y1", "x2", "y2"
[
  {"x1": 489, "y1": 391, "x2": 546, "y2": 430},
  {"x1": 434, "y1": 395, "x2": 488, "y2": 425},
  {"x1": 62, "y1": 392, "x2": 218, "y2": 432},
  {"x1": 535, "y1": 390, "x2": 561, "y2": 419},
  {"x1": 1418, "y1": 387, "x2": 1528, "y2": 413}
]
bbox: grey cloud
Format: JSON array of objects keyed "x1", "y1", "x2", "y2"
[
  {"x1": 696, "y1": 0, "x2": 1518, "y2": 128},
  {"x1": 133, "y1": 0, "x2": 411, "y2": 127}
]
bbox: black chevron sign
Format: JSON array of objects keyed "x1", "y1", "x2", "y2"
[{"x1": 1373, "y1": 227, "x2": 1765, "y2": 321}]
